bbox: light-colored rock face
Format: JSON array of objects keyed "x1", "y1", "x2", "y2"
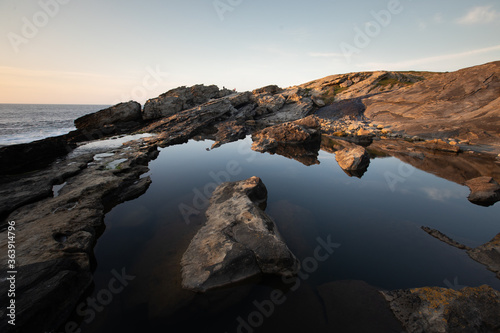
[
  {"x1": 335, "y1": 145, "x2": 370, "y2": 171},
  {"x1": 181, "y1": 177, "x2": 300, "y2": 292},
  {"x1": 464, "y1": 176, "x2": 500, "y2": 206},
  {"x1": 74, "y1": 101, "x2": 142, "y2": 130},
  {"x1": 251, "y1": 116, "x2": 320, "y2": 152},
  {"x1": 142, "y1": 84, "x2": 231, "y2": 120}
]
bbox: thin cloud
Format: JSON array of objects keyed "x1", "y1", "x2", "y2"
[
  {"x1": 457, "y1": 6, "x2": 500, "y2": 25},
  {"x1": 308, "y1": 52, "x2": 345, "y2": 58},
  {"x1": 356, "y1": 44, "x2": 500, "y2": 70}
]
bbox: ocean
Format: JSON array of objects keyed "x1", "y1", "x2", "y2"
[{"x1": 0, "y1": 104, "x2": 110, "y2": 146}]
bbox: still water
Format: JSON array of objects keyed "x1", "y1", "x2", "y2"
[{"x1": 75, "y1": 137, "x2": 500, "y2": 332}]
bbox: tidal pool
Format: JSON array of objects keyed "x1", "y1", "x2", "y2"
[{"x1": 74, "y1": 137, "x2": 500, "y2": 332}]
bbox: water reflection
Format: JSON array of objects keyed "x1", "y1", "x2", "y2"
[{"x1": 78, "y1": 136, "x2": 500, "y2": 333}]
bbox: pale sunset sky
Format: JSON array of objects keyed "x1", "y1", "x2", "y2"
[{"x1": 0, "y1": 0, "x2": 499, "y2": 104}]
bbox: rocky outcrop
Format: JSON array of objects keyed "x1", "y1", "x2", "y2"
[
  {"x1": 308, "y1": 62, "x2": 500, "y2": 152},
  {"x1": 464, "y1": 176, "x2": 500, "y2": 206},
  {"x1": 382, "y1": 285, "x2": 500, "y2": 333},
  {"x1": 141, "y1": 98, "x2": 239, "y2": 147},
  {"x1": 181, "y1": 177, "x2": 300, "y2": 292},
  {"x1": 0, "y1": 138, "x2": 159, "y2": 332},
  {"x1": 251, "y1": 116, "x2": 321, "y2": 152},
  {"x1": 74, "y1": 101, "x2": 142, "y2": 131},
  {"x1": 142, "y1": 85, "x2": 232, "y2": 120}
]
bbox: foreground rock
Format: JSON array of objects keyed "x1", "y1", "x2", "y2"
[
  {"x1": 181, "y1": 177, "x2": 300, "y2": 292},
  {"x1": 464, "y1": 176, "x2": 500, "y2": 206},
  {"x1": 383, "y1": 285, "x2": 500, "y2": 333},
  {"x1": 0, "y1": 138, "x2": 159, "y2": 332}
]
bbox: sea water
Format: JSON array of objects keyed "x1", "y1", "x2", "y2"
[{"x1": 0, "y1": 104, "x2": 109, "y2": 146}]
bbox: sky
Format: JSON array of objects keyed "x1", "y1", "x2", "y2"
[{"x1": 0, "y1": 0, "x2": 499, "y2": 105}]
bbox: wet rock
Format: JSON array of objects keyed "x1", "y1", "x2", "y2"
[
  {"x1": 74, "y1": 101, "x2": 142, "y2": 131},
  {"x1": 382, "y1": 285, "x2": 500, "y2": 333},
  {"x1": 181, "y1": 177, "x2": 300, "y2": 292},
  {"x1": 464, "y1": 176, "x2": 500, "y2": 206},
  {"x1": 143, "y1": 85, "x2": 230, "y2": 120}
]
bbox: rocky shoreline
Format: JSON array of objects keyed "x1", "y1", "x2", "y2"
[{"x1": 1, "y1": 61, "x2": 500, "y2": 332}]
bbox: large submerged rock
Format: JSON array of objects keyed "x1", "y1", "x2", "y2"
[{"x1": 181, "y1": 177, "x2": 300, "y2": 292}]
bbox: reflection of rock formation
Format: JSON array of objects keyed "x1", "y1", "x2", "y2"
[
  {"x1": 251, "y1": 116, "x2": 322, "y2": 166},
  {"x1": 422, "y1": 227, "x2": 500, "y2": 279},
  {"x1": 181, "y1": 177, "x2": 299, "y2": 292},
  {"x1": 369, "y1": 140, "x2": 500, "y2": 206},
  {"x1": 464, "y1": 177, "x2": 500, "y2": 207},
  {"x1": 270, "y1": 142, "x2": 321, "y2": 166}
]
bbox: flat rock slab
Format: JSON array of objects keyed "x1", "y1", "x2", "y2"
[{"x1": 181, "y1": 177, "x2": 300, "y2": 292}]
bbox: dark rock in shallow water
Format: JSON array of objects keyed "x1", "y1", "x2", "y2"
[
  {"x1": 74, "y1": 101, "x2": 142, "y2": 131},
  {"x1": 383, "y1": 285, "x2": 500, "y2": 333},
  {"x1": 181, "y1": 177, "x2": 300, "y2": 292},
  {"x1": 464, "y1": 176, "x2": 500, "y2": 206}
]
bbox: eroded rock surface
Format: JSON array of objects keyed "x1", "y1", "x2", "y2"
[
  {"x1": 181, "y1": 177, "x2": 300, "y2": 292},
  {"x1": 0, "y1": 138, "x2": 159, "y2": 332},
  {"x1": 251, "y1": 116, "x2": 320, "y2": 152},
  {"x1": 142, "y1": 84, "x2": 232, "y2": 120},
  {"x1": 383, "y1": 286, "x2": 500, "y2": 333}
]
